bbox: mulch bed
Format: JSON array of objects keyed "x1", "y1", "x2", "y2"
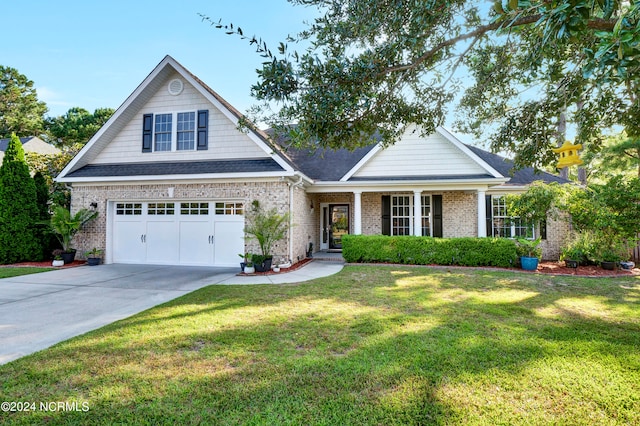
[
  {"x1": 2, "y1": 258, "x2": 637, "y2": 278},
  {"x1": 535, "y1": 261, "x2": 639, "y2": 277},
  {"x1": 238, "y1": 257, "x2": 313, "y2": 276},
  {"x1": 0, "y1": 260, "x2": 87, "y2": 268}
]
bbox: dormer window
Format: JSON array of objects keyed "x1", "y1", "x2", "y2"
[
  {"x1": 154, "y1": 113, "x2": 172, "y2": 151},
  {"x1": 142, "y1": 110, "x2": 208, "y2": 153}
]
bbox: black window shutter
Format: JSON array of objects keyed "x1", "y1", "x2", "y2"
[
  {"x1": 381, "y1": 195, "x2": 391, "y2": 236},
  {"x1": 197, "y1": 109, "x2": 209, "y2": 150},
  {"x1": 540, "y1": 220, "x2": 547, "y2": 240},
  {"x1": 142, "y1": 114, "x2": 153, "y2": 153},
  {"x1": 432, "y1": 195, "x2": 443, "y2": 238},
  {"x1": 485, "y1": 195, "x2": 493, "y2": 237}
]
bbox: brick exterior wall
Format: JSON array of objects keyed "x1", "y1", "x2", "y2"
[
  {"x1": 291, "y1": 185, "x2": 315, "y2": 263},
  {"x1": 72, "y1": 183, "x2": 565, "y2": 263},
  {"x1": 70, "y1": 180, "x2": 292, "y2": 263},
  {"x1": 442, "y1": 191, "x2": 477, "y2": 238},
  {"x1": 541, "y1": 216, "x2": 570, "y2": 261}
]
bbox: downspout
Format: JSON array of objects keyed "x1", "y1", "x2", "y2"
[{"x1": 288, "y1": 175, "x2": 304, "y2": 263}]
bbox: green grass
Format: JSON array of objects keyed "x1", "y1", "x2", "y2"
[
  {"x1": 0, "y1": 267, "x2": 54, "y2": 279},
  {"x1": 1, "y1": 265, "x2": 639, "y2": 425}
]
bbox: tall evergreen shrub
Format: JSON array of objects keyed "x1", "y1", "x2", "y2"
[{"x1": 0, "y1": 134, "x2": 42, "y2": 262}]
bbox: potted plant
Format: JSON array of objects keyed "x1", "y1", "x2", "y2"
[
  {"x1": 517, "y1": 237, "x2": 542, "y2": 271},
  {"x1": 244, "y1": 200, "x2": 291, "y2": 272},
  {"x1": 49, "y1": 206, "x2": 98, "y2": 264},
  {"x1": 52, "y1": 249, "x2": 64, "y2": 267},
  {"x1": 243, "y1": 256, "x2": 255, "y2": 274},
  {"x1": 593, "y1": 234, "x2": 627, "y2": 270},
  {"x1": 560, "y1": 231, "x2": 593, "y2": 268},
  {"x1": 238, "y1": 253, "x2": 248, "y2": 272},
  {"x1": 85, "y1": 248, "x2": 103, "y2": 266}
]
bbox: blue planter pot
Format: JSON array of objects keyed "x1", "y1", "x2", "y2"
[{"x1": 520, "y1": 256, "x2": 539, "y2": 271}]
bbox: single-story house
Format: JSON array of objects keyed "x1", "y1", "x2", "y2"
[
  {"x1": 57, "y1": 55, "x2": 569, "y2": 267},
  {"x1": 0, "y1": 136, "x2": 60, "y2": 163}
]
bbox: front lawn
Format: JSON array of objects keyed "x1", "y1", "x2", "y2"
[
  {"x1": 0, "y1": 267, "x2": 54, "y2": 279},
  {"x1": 1, "y1": 265, "x2": 639, "y2": 425}
]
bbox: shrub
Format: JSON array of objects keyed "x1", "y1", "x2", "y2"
[
  {"x1": 0, "y1": 134, "x2": 42, "y2": 263},
  {"x1": 244, "y1": 200, "x2": 291, "y2": 257},
  {"x1": 342, "y1": 235, "x2": 518, "y2": 268}
]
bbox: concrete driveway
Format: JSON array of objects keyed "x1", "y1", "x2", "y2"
[{"x1": 0, "y1": 264, "x2": 238, "y2": 365}]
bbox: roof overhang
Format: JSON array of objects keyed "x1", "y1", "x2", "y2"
[{"x1": 305, "y1": 177, "x2": 509, "y2": 193}]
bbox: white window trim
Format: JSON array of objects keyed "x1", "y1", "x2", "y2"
[
  {"x1": 490, "y1": 195, "x2": 535, "y2": 239},
  {"x1": 151, "y1": 111, "x2": 197, "y2": 152},
  {"x1": 390, "y1": 194, "x2": 432, "y2": 236}
]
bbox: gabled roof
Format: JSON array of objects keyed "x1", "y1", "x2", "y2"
[
  {"x1": 0, "y1": 136, "x2": 60, "y2": 164},
  {"x1": 57, "y1": 55, "x2": 295, "y2": 182},
  {"x1": 273, "y1": 127, "x2": 568, "y2": 186},
  {"x1": 0, "y1": 136, "x2": 59, "y2": 154}
]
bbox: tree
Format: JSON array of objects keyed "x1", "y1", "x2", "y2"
[
  {"x1": 0, "y1": 66, "x2": 47, "y2": 138},
  {"x1": 0, "y1": 134, "x2": 42, "y2": 263},
  {"x1": 49, "y1": 205, "x2": 98, "y2": 254},
  {"x1": 207, "y1": 1, "x2": 640, "y2": 172},
  {"x1": 45, "y1": 107, "x2": 114, "y2": 148}
]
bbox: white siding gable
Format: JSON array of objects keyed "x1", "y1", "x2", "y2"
[
  {"x1": 352, "y1": 126, "x2": 489, "y2": 179},
  {"x1": 92, "y1": 71, "x2": 265, "y2": 164}
]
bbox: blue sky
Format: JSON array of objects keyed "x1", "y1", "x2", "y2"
[{"x1": 4, "y1": 0, "x2": 317, "y2": 118}]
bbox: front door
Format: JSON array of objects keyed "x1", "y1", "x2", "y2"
[{"x1": 329, "y1": 204, "x2": 349, "y2": 250}]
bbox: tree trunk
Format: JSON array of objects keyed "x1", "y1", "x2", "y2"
[{"x1": 557, "y1": 110, "x2": 569, "y2": 180}]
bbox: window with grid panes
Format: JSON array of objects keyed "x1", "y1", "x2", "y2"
[
  {"x1": 154, "y1": 114, "x2": 172, "y2": 151},
  {"x1": 490, "y1": 196, "x2": 534, "y2": 238}
]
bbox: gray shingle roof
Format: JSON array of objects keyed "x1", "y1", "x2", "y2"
[
  {"x1": 464, "y1": 144, "x2": 570, "y2": 185},
  {"x1": 64, "y1": 158, "x2": 285, "y2": 178},
  {"x1": 281, "y1": 145, "x2": 377, "y2": 181},
  {"x1": 272, "y1": 131, "x2": 568, "y2": 185},
  {"x1": 0, "y1": 137, "x2": 34, "y2": 151}
]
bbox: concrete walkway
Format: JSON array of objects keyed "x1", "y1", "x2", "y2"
[{"x1": 0, "y1": 260, "x2": 343, "y2": 365}]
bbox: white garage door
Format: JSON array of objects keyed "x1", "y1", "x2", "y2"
[{"x1": 112, "y1": 201, "x2": 244, "y2": 267}]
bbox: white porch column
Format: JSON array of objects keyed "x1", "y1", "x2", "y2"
[
  {"x1": 353, "y1": 191, "x2": 362, "y2": 235},
  {"x1": 477, "y1": 190, "x2": 487, "y2": 237},
  {"x1": 414, "y1": 190, "x2": 422, "y2": 236}
]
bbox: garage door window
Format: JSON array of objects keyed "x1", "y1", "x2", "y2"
[
  {"x1": 148, "y1": 203, "x2": 175, "y2": 215},
  {"x1": 215, "y1": 202, "x2": 243, "y2": 215},
  {"x1": 181, "y1": 202, "x2": 209, "y2": 215},
  {"x1": 116, "y1": 203, "x2": 142, "y2": 215}
]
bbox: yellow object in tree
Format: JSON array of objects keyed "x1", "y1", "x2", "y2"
[{"x1": 552, "y1": 140, "x2": 583, "y2": 168}]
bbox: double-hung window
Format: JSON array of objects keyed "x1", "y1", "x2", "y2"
[
  {"x1": 489, "y1": 195, "x2": 535, "y2": 239},
  {"x1": 154, "y1": 114, "x2": 172, "y2": 151},
  {"x1": 142, "y1": 110, "x2": 208, "y2": 153},
  {"x1": 177, "y1": 112, "x2": 195, "y2": 150},
  {"x1": 390, "y1": 195, "x2": 432, "y2": 236}
]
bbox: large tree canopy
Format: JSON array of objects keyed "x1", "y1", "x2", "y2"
[
  {"x1": 0, "y1": 66, "x2": 47, "y2": 138},
  {"x1": 45, "y1": 107, "x2": 114, "y2": 148},
  {"x1": 207, "y1": 0, "x2": 640, "y2": 171}
]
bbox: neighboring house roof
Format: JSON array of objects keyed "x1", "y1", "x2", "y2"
[{"x1": 0, "y1": 136, "x2": 60, "y2": 163}]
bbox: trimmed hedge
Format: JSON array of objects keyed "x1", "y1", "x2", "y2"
[{"x1": 342, "y1": 235, "x2": 519, "y2": 268}]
